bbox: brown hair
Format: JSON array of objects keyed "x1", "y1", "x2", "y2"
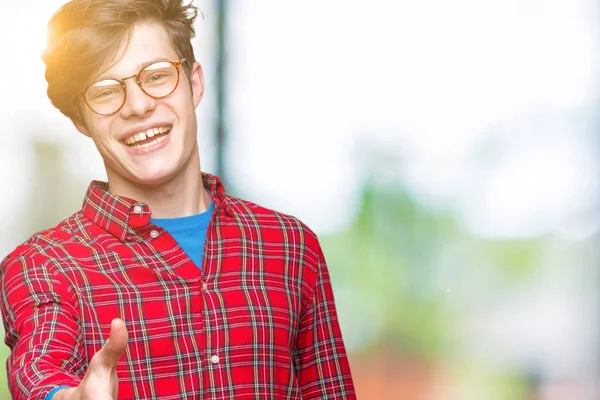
[{"x1": 43, "y1": 0, "x2": 199, "y2": 122}]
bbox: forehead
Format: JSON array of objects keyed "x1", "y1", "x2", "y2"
[{"x1": 100, "y1": 22, "x2": 179, "y2": 79}]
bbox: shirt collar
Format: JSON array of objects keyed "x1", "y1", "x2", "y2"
[{"x1": 81, "y1": 172, "x2": 234, "y2": 242}]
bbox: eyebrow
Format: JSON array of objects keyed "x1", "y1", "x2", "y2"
[{"x1": 97, "y1": 57, "x2": 171, "y2": 81}]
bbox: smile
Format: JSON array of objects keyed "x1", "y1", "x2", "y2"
[{"x1": 122, "y1": 126, "x2": 172, "y2": 149}]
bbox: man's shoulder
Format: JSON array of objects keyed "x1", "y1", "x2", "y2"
[
  {"x1": 1, "y1": 211, "x2": 85, "y2": 268},
  {"x1": 224, "y1": 195, "x2": 320, "y2": 244}
]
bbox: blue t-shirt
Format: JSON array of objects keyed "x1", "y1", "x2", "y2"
[{"x1": 151, "y1": 199, "x2": 214, "y2": 270}]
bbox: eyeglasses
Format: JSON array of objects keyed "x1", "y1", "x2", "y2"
[{"x1": 83, "y1": 59, "x2": 186, "y2": 116}]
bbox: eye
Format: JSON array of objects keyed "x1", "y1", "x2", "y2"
[
  {"x1": 95, "y1": 89, "x2": 119, "y2": 99},
  {"x1": 147, "y1": 73, "x2": 167, "y2": 83}
]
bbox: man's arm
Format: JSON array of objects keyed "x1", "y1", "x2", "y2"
[
  {"x1": 1, "y1": 253, "x2": 128, "y2": 400},
  {"x1": 51, "y1": 318, "x2": 127, "y2": 400},
  {"x1": 1, "y1": 253, "x2": 84, "y2": 400},
  {"x1": 295, "y1": 243, "x2": 356, "y2": 399}
]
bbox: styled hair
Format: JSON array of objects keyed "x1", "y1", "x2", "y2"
[{"x1": 43, "y1": 0, "x2": 199, "y2": 122}]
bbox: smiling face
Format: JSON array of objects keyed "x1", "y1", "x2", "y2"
[{"x1": 75, "y1": 21, "x2": 205, "y2": 189}]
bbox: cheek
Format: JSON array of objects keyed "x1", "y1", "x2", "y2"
[
  {"x1": 90, "y1": 123, "x2": 118, "y2": 151},
  {"x1": 167, "y1": 96, "x2": 196, "y2": 127}
]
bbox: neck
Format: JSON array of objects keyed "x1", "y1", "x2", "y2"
[{"x1": 105, "y1": 148, "x2": 210, "y2": 219}]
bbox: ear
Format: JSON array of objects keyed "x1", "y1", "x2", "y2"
[
  {"x1": 190, "y1": 62, "x2": 205, "y2": 108},
  {"x1": 73, "y1": 118, "x2": 92, "y2": 138}
]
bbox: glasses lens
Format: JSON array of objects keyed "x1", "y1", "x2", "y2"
[
  {"x1": 85, "y1": 80, "x2": 124, "y2": 115},
  {"x1": 140, "y1": 61, "x2": 179, "y2": 98}
]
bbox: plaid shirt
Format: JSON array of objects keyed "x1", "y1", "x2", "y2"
[{"x1": 1, "y1": 173, "x2": 355, "y2": 400}]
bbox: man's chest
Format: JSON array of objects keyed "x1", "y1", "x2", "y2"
[{"x1": 53, "y1": 235, "x2": 310, "y2": 397}]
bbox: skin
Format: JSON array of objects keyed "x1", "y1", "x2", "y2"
[
  {"x1": 54, "y1": 319, "x2": 128, "y2": 400},
  {"x1": 75, "y1": 21, "x2": 211, "y2": 218},
  {"x1": 55, "y1": 21, "x2": 209, "y2": 400}
]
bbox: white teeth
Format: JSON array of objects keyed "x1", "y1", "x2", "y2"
[
  {"x1": 123, "y1": 126, "x2": 170, "y2": 145},
  {"x1": 129, "y1": 134, "x2": 168, "y2": 149}
]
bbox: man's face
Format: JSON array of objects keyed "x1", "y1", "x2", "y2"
[{"x1": 76, "y1": 21, "x2": 204, "y2": 187}]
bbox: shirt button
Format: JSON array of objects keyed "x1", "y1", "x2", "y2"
[
  {"x1": 202, "y1": 282, "x2": 208, "y2": 291},
  {"x1": 133, "y1": 205, "x2": 142, "y2": 214},
  {"x1": 150, "y1": 230, "x2": 159, "y2": 238},
  {"x1": 210, "y1": 355, "x2": 220, "y2": 364}
]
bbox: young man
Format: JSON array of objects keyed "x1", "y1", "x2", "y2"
[{"x1": 0, "y1": 0, "x2": 355, "y2": 399}]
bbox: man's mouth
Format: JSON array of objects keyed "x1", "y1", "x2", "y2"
[{"x1": 122, "y1": 126, "x2": 172, "y2": 149}]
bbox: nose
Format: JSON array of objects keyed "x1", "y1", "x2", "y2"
[{"x1": 119, "y1": 78, "x2": 156, "y2": 118}]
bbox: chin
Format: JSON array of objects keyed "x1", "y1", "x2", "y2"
[
  {"x1": 136, "y1": 175, "x2": 175, "y2": 187},
  {"x1": 129, "y1": 168, "x2": 179, "y2": 186}
]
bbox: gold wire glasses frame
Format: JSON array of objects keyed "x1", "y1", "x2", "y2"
[{"x1": 82, "y1": 58, "x2": 187, "y2": 116}]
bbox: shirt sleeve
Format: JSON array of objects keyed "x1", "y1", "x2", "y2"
[
  {"x1": 295, "y1": 242, "x2": 356, "y2": 399},
  {"x1": 45, "y1": 386, "x2": 73, "y2": 400},
  {"x1": 1, "y1": 253, "x2": 84, "y2": 400}
]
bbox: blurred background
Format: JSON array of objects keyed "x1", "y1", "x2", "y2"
[{"x1": 1, "y1": 0, "x2": 600, "y2": 399}]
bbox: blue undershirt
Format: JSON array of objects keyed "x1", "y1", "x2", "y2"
[
  {"x1": 151, "y1": 197, "x2": 214, "y2": 270},
  {"x1": 45, "y1": 197, "x2": 214, "y2": 400}
]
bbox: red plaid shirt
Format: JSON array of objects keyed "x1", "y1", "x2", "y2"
[{"x1": 1, "y1": 173, "x2": 355, "y2": 400}]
